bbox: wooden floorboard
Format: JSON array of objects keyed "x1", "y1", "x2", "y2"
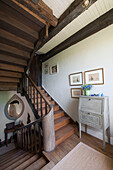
[{"x1": 43, "y1": 128, "x2": 113, "y2": 165}]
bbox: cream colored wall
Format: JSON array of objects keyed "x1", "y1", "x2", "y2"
[
  {"x1": 42, "y1": 24, "x2": 113, "y2": 144},
  {"x1": 0, "y1": 91, "x2": 35, "y2": 141}
]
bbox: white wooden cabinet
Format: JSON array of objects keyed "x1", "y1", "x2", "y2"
[{"x1": 78, "y1": 96, "x2": 110, "y2": 151}]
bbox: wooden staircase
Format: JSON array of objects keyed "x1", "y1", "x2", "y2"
[
  {"x1": 0, "y1": 148, "x2": 48, "y2": 170},
  {"x1": 27, "y1": 86, "x2": 76, "y2": 147}
]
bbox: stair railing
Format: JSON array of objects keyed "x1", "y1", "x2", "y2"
[
  {"x1": 16, "y1": 119, "x2": 42, "y2": 154},
  {"x1": 21, "y1": 73, "x2": 56, "y2": 152}
]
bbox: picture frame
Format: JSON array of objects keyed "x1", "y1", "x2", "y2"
[
  {"x1": 69, "y1": 72, "x2": 83, "y2": 86},
  {"x1": 44, "y1": 63, "x2": 49, "y2": 74},
  {"x1": 50, "y1": 64, "x2": 58, "y2": 75},
  {"x1": 84, "y1": 68, "x2": 104, "y2": 85},
  {"x1": 71, "y1": 88, "x2": 82, "y2": 98}
]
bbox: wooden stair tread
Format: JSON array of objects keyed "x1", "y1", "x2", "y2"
[
  {"x1": 55, "y1": 124, "x2": 75, "y2": 146},
  {"x1": 54, "y1": 110, "x2": 65, "y2": 119},
  {"x1": 25, "y1": 157, "x2": 47, "y2": 170},
  {"x1": 1, "y1": 151, "x2": 29, "y2": 169},
  {"x1": 54, "y1": 110, "x2": 64, "y2": 114},
  {"x1": 55, "y1": 124, "x2": 75, "y2": 140},
  {"x1": 54, "y1": 116, "x2": 70, "y2": 124},
  {"x1": 14, "y1": 154, "x2": 39, "y2": 170},
  {"x1": 0, "y1": 149, "x2": 25, "y2": 166},
  {"x1": 40, "y1": 161, "x2": 55, "y2": 170},
  {"x1": 0, "y1": 148, "x2": 19, "y2": 161},
  {"x1": 5, "y1": 153, "x2": 34, "y2": 170},
  {"x1": 54, "y1": 116, "x2": 71, "y2": 131}
]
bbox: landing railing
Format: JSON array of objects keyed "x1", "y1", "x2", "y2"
[
  {"x1": 17, "y1": 119, "x2": 42, "y2": 154},
  {"x1": 20, "y1": 73, "x2": 56, "y2": 152}
]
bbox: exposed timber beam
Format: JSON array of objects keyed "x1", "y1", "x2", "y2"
[
  {"x1": 0, "y1": 54, "x2": 27, "y2": 66},
  {"x1": 40, "y1": 9, "x2": 113, "y2": 62},
  {"x1": 0, "y1": 10, "x2": 39, "y2": 42},
  {"x1": 0, "y1": 82, "x2": 17, "y2": 91},
  {"x1": 0, "y1": 70, "x2": 22, "y2": 78},
  {"x1": 0, "y1": 1, "x2": 43, "y2": 30},
  {"x1": 35, "y1": 0, "x2": 97, "y2": 51},
  {"x1": 0, "y1": 43, "x2": 30, "y2": 59},
  {"x1": 0, "y1": 29, "x2": 34, "y2": 51},
  {"x1": 0, "y1": 77, "x2": 20, "y2": 83},
  {"x1": 2, "y1": 0, "x2": 58, "y2": 27},
  {"x1": 0, "y1": 63, "x2": 24, "y2": 72}
]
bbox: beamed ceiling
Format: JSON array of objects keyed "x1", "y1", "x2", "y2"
[{"x1": 0, "y1": 0, "x2": 113, "y2": 90}]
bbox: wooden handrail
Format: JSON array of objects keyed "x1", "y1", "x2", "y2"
[
  {"x1": 16, "y1": 119, "x2": 42, "y2": 131},
  {"x1": 25, "y1": 73, "x2": 52, "y2": 110}
]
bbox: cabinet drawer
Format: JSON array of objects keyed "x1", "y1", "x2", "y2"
[
  {"x1": 80, "y1": 98, "x2": 102, "y2": 114},
  {"x1": 80, "y1": 111, "x2": 102, "y2": 128}
]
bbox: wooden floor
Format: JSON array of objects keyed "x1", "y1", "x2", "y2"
[{"x1": 44, "y1": 128, "x2": 113, "y2": 166}]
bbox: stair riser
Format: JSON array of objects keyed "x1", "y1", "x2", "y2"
[
  {"x1": 53, "y1": 106, "x2": 59, "y2": 112},
  {"x1": 56, "y1": 129, "x2": 75, "y2": 146},
  {"x1": 55, "y1": 119, "x2": 70, "y2": 131},
  {"x1": 54, "y1": 112, "x2": 65, "y2": 120},
  {"x1": 34, "y1": 101, "x2": 55, "y2": 109}
]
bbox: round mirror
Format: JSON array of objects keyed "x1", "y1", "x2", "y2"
[{"x1": 5, "y1": 94, "x2": 24, "y2": 120}]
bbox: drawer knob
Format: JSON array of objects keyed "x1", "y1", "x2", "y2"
[
  {"x1": 89, "y1": 99, "x2": 91, "y2": 101},
  {"x1": 88, "y1": 113, "x2": 90, "y2": 115}
]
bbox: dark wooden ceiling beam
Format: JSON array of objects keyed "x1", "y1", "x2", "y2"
[
  {"x1": 0, "y1": 1, "x2": 42, "y2": 31},
  {"x1": 36, "y1": 0, "x2": 97, "y2": 51},
  {"x1": 0, "y1": 82, "x2": 17, "y2": 87},
  {"x1": 2, "y1": 0, "x2": 58, "y2": 27},
  {"x1": 0, "y1": 77, "x2": 20, "y2": 83},
  {"x1": 0, "y1": 70, "x2": 22, "y2": 78},
  {"x1": 0, "y1": 11, "x2": 39, "y2": 42},
  {"x1": 41, "y1": 9, "x2": 113, "y2": 62},
  {"x1": 0, "y1": 29, "x2": 34, "y2": 51},
  {"x1": 0, "y1": 82, "x2": 17, "y2": 91},
  {"x1": 0, "y1": 63, "x2": 24, "y2": 72},
  {"x1": 0, "y1": 43, "x2": 30, "y2": 59},
  {"x1": 0, "y1": 54, "x2": 27, "y2": 67}
]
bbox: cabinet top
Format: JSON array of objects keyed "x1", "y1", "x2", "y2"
[{"x1": 79, "y1": 95, "x2": 108, "y2": 99}]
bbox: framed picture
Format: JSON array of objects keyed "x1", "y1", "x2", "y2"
[
  {"x1": 50, "y1": 64, "x2": 58, "y2": 75},
  {"x1": 71, "y1": 88, "x2": 82, "y2": 98},
  {"x1": 69, "y1": 72, "x2": 83, "y2": 86},
  {"x1": 84, "y1": 68, "x2": 104, "y2": 85},
  {"x1": 44, "y1": 63, "x2": 49, "y2": 74}
]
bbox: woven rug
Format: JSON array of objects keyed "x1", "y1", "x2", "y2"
[{"x1": 52, "y1": 142, "x2": 113, "y2": 170}]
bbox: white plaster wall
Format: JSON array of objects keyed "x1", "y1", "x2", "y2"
[
  {"x1": 42, "y1": 24, "x2": 113, "y2": 144},
  {"x1": 0, "y1": 91, "x2": 35, "y2": 141}
]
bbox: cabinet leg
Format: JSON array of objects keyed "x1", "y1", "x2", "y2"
[
  {"x1": 79, "y1": 123, "x2": 81, "y2": 138},
  {"x1": 107, "y1": 126, "x2": 110, "y2": 144},
  {"x1": 103, "y1": 128, "x2": 106, "y2": 152},
  {"x1": 85, "y1": 125, "x2": 87, "y2": 133}
]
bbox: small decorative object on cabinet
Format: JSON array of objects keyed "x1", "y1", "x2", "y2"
[
  {"x1": 78, "y1": 96, "x2": 110, "y2": 151},
  {"x1": 81, "y1": 84, "x2": 92, "y2": 96}
]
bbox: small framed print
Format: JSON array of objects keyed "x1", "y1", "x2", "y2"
[
  {"x1": 84, "y1": 68, "x2": 104, "y2": 85},
  {"x1": 44, "y1": 63, "x2": 49, "y2": 74},
  {"x1": 71, "y1": 88, "x2": 82, "y2": 98},
  {"x1": 69, "y1": 72, "x2": 83, "y2": 86},
  {"x1": 50, "y1": 64, "x2": 58, "y2": 75}
]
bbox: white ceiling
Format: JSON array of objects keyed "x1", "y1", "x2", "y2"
[
  {"x1": 37, "y1": 0, "x2": 113, "y2": 54},
  {"x1": 43, "y1": 0, "x2": 75, "y2": 18}
]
